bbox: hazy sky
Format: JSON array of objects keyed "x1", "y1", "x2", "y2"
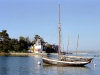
[{"x1": 0, "y1": 0, "x2": 100, "y2": 51}]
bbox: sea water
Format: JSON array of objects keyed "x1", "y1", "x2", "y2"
[{"x1": 0, "y1": 52, "x2": 100, "y2": 75}]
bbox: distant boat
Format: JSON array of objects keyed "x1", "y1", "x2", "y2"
[{"x1": 42, "y1": 4, "x2": 93, "y2": 66}]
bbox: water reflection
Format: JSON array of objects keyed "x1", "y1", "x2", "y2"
[
  {"x1": 0, "y1": 52, "x2": 100, "y2": 75},
  {"x1": 0, "y1": 56, "x2": 9, "y2": 75},
  {"x1": 43, "y1": 65, "x2": 92, "y2": 75}
]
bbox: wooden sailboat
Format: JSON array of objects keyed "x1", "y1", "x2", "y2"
[{"x1": 42, "y1": 4, "x2": 93, "y2": 66}]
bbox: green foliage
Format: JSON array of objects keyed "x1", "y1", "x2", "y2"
[
  {"x1": 0, "y1": 30, "x2": 57, "y2": 53},
  {"x1": 45, "y1": 43, "x2": 56, "y2": 53},
  {"x1": 0, "y1": 30, "x2": 32, "y2": 53},
  {"x1": 32, "y1": 35, "x2": 45, "y2": 45},
  {"x1": 0, "y1": 30, "x2": 10, "y2": 52}
]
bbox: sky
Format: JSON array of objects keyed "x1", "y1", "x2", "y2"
[{"x1": 0, "y1": 0, "x2": 100, "y2": 51}]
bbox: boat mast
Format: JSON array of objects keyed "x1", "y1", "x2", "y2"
[
  {"x1": 67, "y1": 36, "x2": 70, "y2": 54},
  {"x1": 76, "y1": 34, "x2": 79, "y2": 55},
  {"x1": 58, "y1": 4, "x2": 61, "y2": 56}
]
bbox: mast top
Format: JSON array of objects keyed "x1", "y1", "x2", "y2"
[{"x1": 58, "y1": 4, "x2": 61, "y2": 25}]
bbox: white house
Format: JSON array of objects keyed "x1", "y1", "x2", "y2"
[{"x1": 34, "y1": 39, "x2": 43, "y2": 53}]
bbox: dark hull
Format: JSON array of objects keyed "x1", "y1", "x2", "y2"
[{"x1": 42, "y1": 57, "x2": 92, "y2": 66}]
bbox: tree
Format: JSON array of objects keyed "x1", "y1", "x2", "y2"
[
  {"x1": 0, "y1": 30, "x2": 9, "y2": 39},
  {"x1": 19, "y1": 36, "x2": 32, "y2": 52},
  {"x1": 9, "y1": 39, "x2": 20, "y2": 52},
  {"x1": 0, "y1": 30, "x2": 57, "y2": 53},
  {"x1": 0, "y1": 30, "x2": 33, "y2": 53},
  {"x1": 45, "y1": 43, "x2": 56, "y2": 53},
  {"x1": 0, "y1": 30, "x2": 10, "y2": 52},
  {"x1": 0, "y1": 41, "x2": 3, "y2": 52},
  {"x1": 32, "y1": 35, "x2": 45, "y2": 45}
]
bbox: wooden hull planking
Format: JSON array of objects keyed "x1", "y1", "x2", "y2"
[{"x1": 42, "y1": 57, "x2": 92, "y2": 66}]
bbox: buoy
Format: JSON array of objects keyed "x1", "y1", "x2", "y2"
[
  {"x1": 94, "y1": 64, "x2": 96, "y2": 68},
  {"x1": 37, "y1": 61, "x2": 41, "y2": 65}
]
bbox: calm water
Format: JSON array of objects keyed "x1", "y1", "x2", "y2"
[{"x1": 0, "y1": 52, "x2": 100, "y2": 75}]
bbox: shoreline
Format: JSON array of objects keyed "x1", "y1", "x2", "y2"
[
  {"x1": 0, "y1": 52, "x2": 48, "y2": 56},
  {"x1": 0, "y1": 51, "x2": 99, "y2": 56}
]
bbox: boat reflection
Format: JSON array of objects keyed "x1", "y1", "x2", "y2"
[{"x1": 43, "y1": 65, "x2": 92, "y2": 75}]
